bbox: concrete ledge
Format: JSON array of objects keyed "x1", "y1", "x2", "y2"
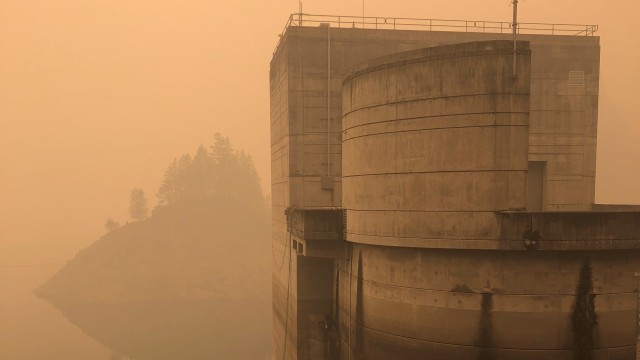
[
  {"x1": 287, "y1": 208, "x2": 345, "y2": 241},
  {"x1": 287, "y1": 208, "x2": 348, "y2": 258},
  {"x1": 344, "y1": 210, "x2": 640, "y2": 250},
  {"x1": 592, "y1": 204, "x2": 640, "y2": 212},
  {"x1": 498, "y1": 211, "x2": 640, "y2": 250}
]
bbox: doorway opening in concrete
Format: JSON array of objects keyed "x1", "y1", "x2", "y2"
[{"x1": 527, "y1": 161, "x2": 547, "y2": 211}]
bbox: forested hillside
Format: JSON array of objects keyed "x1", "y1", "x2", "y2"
[{"x1": 35, "y1": 134, "x2": 272, "y2": 360}]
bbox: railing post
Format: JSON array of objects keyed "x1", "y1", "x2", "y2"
[{"x1": 277, "y1": 13, "x2": 597, "y2": 39}]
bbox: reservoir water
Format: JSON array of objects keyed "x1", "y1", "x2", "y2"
[
  {"x1": 0, "y1": 265, "x2": 112, "y2": 359},
  {"x1": 1, "y1": 264, "x2": 272, "y2": 360}
]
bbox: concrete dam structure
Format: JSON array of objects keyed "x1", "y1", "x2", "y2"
[{"x1": 269, "y1": 14, "x2": 640, "y2": 359}]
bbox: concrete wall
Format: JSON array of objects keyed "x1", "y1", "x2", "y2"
[
  {"x1": 271, "y1": 38, "x2": 298, "y2": 360},
  {"x1": 277, "y1": 26, "x2": 600, "y2": 212},
  {"x1": 270, "y1": 25, "x2": 601, "y2": 359},
  {"x1": 297, "y1": 256, "x2": 334, "y2": 359},
  {"x1": 342, "y1": 40, "x2": 531, "y2": 249},
  {"x1": 339, "y1": 245, "x2": 640, "y2": 360},
  {"x1": 528, "y1": 42, "x2": 600, "y2": 211}
]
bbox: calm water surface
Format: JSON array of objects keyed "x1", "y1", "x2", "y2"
[{"x1": 0, "y1": 265, "x2": 113, "y2": 360}]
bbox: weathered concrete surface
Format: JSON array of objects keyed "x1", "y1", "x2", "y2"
[
  {"x1": 592, "y1": 204, "x2": 640, "y2": 212},
  {"x1": 271, "y1": 24, "x2": 603, "y2": 360},
  {"x1": 342, "y1": 40, "x2": 531, "y2": 250},
  {"x1": 332, "y1": 40, "x2": 640, "y2": 359},
  {"x1": 344, "y1": 210, "x2": 640, "y2": 251},
  {"x1": 271, "y1": 35, "x2": 297, "y2": 359},
  {"x1": 288, "y1": 209, "x2": 348, "y2": 259},
  {"x1": 498, "y1": 211, "x2": 640, "y2": 250},
  {"x1": 273, "y1": 26, "x2": 600, "y2": 213},
  {"x1": 339, "y1": 245, "x2": 640, "y2": 360}
]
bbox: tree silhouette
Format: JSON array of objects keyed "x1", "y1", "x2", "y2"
[
  {"x1": 155, "y1": 133, "x2": 264, "y2": 208},
  {"x1": 129, "y1": 188, "x2": 149, "y2": 221},
  {"x1": 190, "y1": 145, "x2": 213, "y2": 198},
  {"x1": 105, "y1": 218, "x2": 120, "y2": 232},
  {"x1": 157, "y1": 158, "x2": 180, "y2": 206}
]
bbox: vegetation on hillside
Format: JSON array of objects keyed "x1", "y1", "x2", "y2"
[
  {"x1": 156, "y1": 133, "x2": 263, "y2": 208},
  {"x1": 129, "y1": 188, "x2": 149, "y2": 221},
  {"x1": 36, "y1": 133, "x2": 271, "y2": 359},
  {"x1": 39, "y1": 132, "x2": 269, "y2": 302}
]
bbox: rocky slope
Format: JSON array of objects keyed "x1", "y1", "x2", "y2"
[{"x1": 35, "y1": 198, "x2": 272, "y2": 359}]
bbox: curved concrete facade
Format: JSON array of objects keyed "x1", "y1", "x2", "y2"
[
  {"x1": 339, "y1": 245, "x2": 638, "y2": 360},
  {"x1": 338, "y1": 41, "x2": 640, "y2": 359},
  {"x1": 342, "y1": 41, "x2": 531, "y2": 249},
  {"x1": 270, "y1": 23, "x2": 640, "y2": 360}
]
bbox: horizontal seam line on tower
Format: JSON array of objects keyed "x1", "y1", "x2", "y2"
[
  {"x1": 346, "y1": 232, "x2": 496, "y2": 241},
  {"x1": 345, "y1": 323, "x2": 635, "y2": 351},
  {"x1": 343, "y1": 169, "x2": 523, "y2": 177},
  {"x1": 343, "y1": 113, "x2": 529, "y2": 133},
  {"x1": 343, "y1": 92, "x2": 529, "y2": 117},
  {"x1": 530, "y1": 109, "x2": 587, "y2": 112},
  {"x1": 338, "y1": 275, "x2": 637, "y2": 297},
  {"x1": 343, "y1": 209, "x2": 498, "y2": 213},
  {"x1": 343, "y1": 124, "x2": 528, "y2": 141},
  {"x1": 346, "y1": 232, "x2": 640, "y2": 242}
]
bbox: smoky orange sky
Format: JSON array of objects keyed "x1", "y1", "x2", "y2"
[{"x1": 1, "y1": 0, "x2": 638, "y2": 266}]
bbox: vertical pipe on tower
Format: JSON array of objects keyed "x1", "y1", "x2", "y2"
[
  {"x1": 327, "y1": 24, "x2": 331, "y2": 177},
  {"x1": 513, "y1": 0, "x2": 518, "y2": 78}
]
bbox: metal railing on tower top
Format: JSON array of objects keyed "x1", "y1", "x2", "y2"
[{"x1": 274, "y1": 13, "x2": 598, "y2": 55}]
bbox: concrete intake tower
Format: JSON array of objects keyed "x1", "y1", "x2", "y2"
[{"x1": 269, "y1": 14, "x2": 640, "y2": 360}]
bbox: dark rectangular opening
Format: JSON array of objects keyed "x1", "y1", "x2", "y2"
[{"x1": 527, "y1": 161, "x2": 546, "y2": 211}]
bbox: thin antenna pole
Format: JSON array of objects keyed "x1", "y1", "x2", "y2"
[
  {"x1": 512, "y1": 0, "x2": 518, "y2": 78},
  {"x1": 299, "y1": 0, "x2": 302, "y2": 25},
  {"x1": 327, "y1": 25, "x2": 331, "y2": 177}
]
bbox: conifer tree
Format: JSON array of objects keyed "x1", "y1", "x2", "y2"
[
  {"x1": 157, "y1": 158, "x2": 179, "y2": 206},
  {"x1": 129, "y1": 188, "x2": 149, "y2": 221},
  {"x1": 155, "y1": 133, "x2": 264, "y2": 208}
]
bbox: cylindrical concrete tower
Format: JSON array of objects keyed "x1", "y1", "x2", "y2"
[
  {"x1": 339, "y1": 40, "x2": 639, "y2": 360},
  {"x1": 342, "y1": 40, "x2": 530, "y2": 249}
]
